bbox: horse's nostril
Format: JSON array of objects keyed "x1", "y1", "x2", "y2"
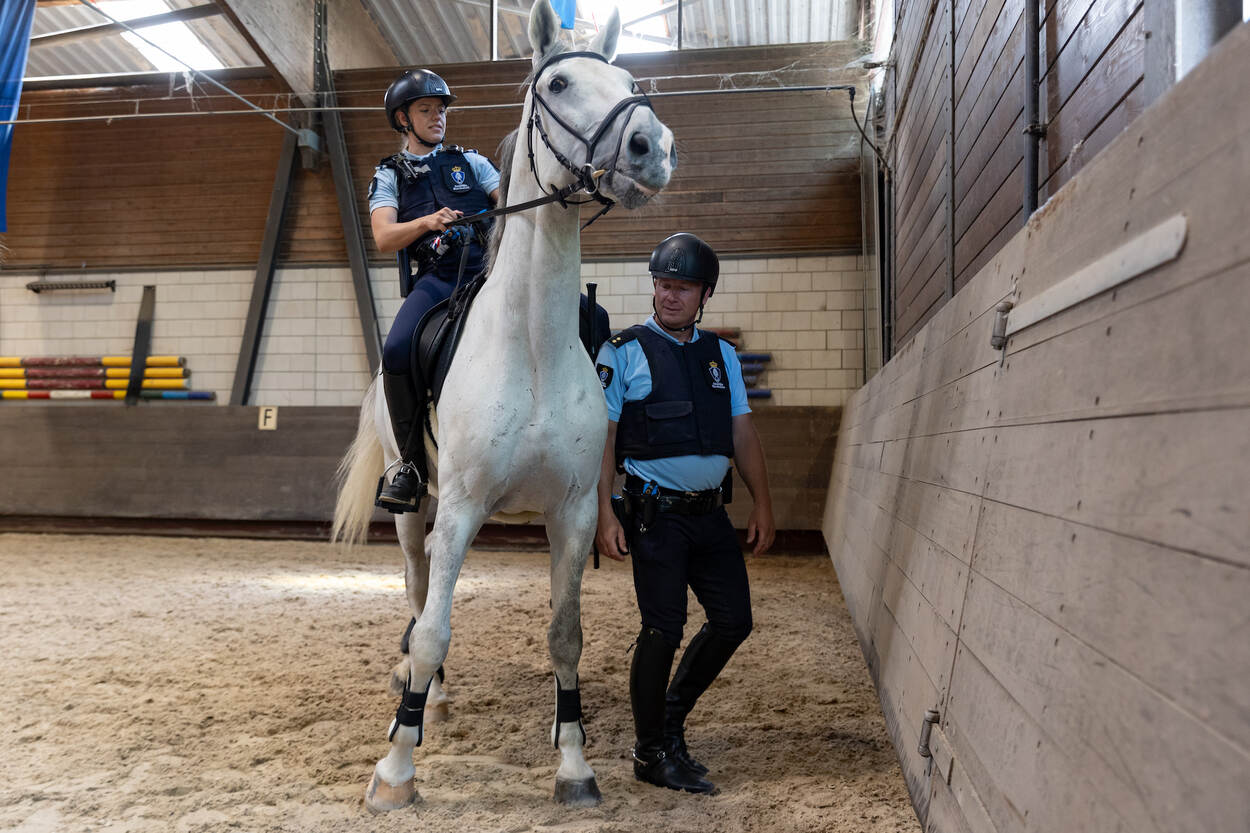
[
  {"x1": 628, "y1": 131, "x2": 651, "y2": 157},
  {"x1": 669, "y1": 144, "x2": 678, "y2": 169}
]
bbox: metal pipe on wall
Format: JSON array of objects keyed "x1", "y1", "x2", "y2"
[{"x1": 1024, "y1": 0, "x2": 1042, "y2": 215}]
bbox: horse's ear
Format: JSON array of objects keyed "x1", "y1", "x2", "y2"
[
  {"x1": 528, "y1": 0, "x2": 561, "y2": 66},
  {"x1": 588, "y1": 7, "x2": 620, "y2": 62}
]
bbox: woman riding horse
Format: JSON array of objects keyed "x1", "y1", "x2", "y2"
[{"x1": 368, "y1": 69, "x2": 501, "y2": 512}]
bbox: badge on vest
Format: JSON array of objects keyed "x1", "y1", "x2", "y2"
[
  {"x1": 596, "y1": 363, "x2": 614, "y2": 390},
  {"x1": 446, "y1": 164, "x2": 471, "y2": 193},
  {"x1": 706, "y1": 359, "x2": 727, "y2": 391}
]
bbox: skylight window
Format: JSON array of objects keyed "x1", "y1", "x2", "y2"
[
  {"x1": 98, "y1": 0, "x2": 224, "y2": 72},
  {"x1": 582, "y1": 0, "x2": 676, "y2": 53}
]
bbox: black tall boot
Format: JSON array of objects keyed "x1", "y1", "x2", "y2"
[
  {"x1": 664, "y1": 624, "x2": 743, "y2": 776},
  {"x1": 376, "y1": 371, "x2": 428, "y2": 513},
  {"x1": 631, "y1": 627, "x2": 717, "y2": 794}
]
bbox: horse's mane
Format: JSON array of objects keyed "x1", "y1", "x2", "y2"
[{"x1": 485, "y1": 42, "x2": 573, "y2": 274}]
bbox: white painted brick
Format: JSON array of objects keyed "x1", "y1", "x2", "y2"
[
  {"x1": 765, "y1": 257, "x2": 797, "y2": 273},
  {"x1": 785, "y1": 389, "x2": 813, "y2": 406},
  {"x1": 780, "y1": 311, "x2": 812, "y2": 331},
  {"x1": 795, "y1": 330, "x2": 825, "y2": 350},
  {"x1": 810, "y1": 311, "x2": 841, "y2": 330},
  {"x1": 765, "y1": 292, "x2": 797, "y2": 312},
  {"x1": 765, "y1": 331, "x2": 797, "y2": 351},
  {"x1": 796, "y1": 291, "x2": 826, "y2": 311},
  {"x1": 751, "y1": 312, "x2": 781, "y2": 332},
  {"x1": 736, "y1": 294, "x2": 766, "y2": 312},
  {"x1": 781, "y1": 273, "x2": 812, "y2": 293},
  {"x1": 812, "y1": 350, "x2": 843, "y2": 368}
]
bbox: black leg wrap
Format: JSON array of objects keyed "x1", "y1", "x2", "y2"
[
  {"x1": 555, "y1": 687, "x2": 582, "y2": 724},
  {"x1": 553, "y1": 680, "x2": 586, "y2": 748},
  {"x1": 388, "y1": 676, "x2": 431, "y2": 742}
]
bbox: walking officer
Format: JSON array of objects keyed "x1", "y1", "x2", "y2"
[
  {"x1": 594, "y1": 232, "x2": 776, "y2": 794},
  {"x1": 368, "y1": 69, "x2": 501, "y2": 511}
]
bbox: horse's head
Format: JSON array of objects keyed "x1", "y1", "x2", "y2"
[{"x1": 525, "y1": 0, "x2": 674, "y2": 209}]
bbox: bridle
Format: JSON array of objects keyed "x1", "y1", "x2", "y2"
[
  {"x1": 442, "y1": 50, "x2": 655, "y2": 235},
  {"x1": 526, "y1": 50, "x2": 655, "y2": 229}
]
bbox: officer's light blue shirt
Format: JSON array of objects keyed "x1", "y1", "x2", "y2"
[
  {"x1": 596, "y1": 315, "x2": 751, "y2": 492},
  {"x1": 367, "y1": 144, "x2": 501, "y2": 214}
]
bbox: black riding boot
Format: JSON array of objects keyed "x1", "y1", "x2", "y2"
[
  {"x1": 664, "y1": 624, "x2": 743, "y2": 776},
  {"x1": 376, "y1": 371, "x2": 428, "y2": 513},
  {"x1": 631, "y1": 627, "x2": 717, "y2": 794}
]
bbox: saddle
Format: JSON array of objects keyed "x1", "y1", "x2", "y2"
[{"x1": 409, "y1": 285, "x2": 612, "y2": 410}]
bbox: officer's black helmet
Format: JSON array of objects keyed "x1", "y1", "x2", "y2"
[
  {"x1": 648, "y1": 232, "x2": 720, "y2": 296},
  {"x1": 385, "y1": 69, "x2": 457, "y2": 133}
]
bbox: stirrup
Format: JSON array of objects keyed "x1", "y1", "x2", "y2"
[{"x1": 375, "y1": 463, "x2": 427, "y2": 514}]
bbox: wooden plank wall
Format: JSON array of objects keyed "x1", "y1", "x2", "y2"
[
  {"x1": 1, "y1": 44, "x2": 868, "y2": 270},
  {"x1": 825, "y1": 25, "x2": 1249, "y2": 833},
  {"x1": 0, "y1": 404, "x2": 837, "y2": 530},
  {"x1": 886, "y1": 0, "x2": 1145, "y2": 346}
]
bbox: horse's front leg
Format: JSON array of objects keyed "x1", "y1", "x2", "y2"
[
  {"x1": 365, "y1": 499, "x2": 485, "y2": 813},
  {"x1": 545, "y1": 490, "x2": 602, "y2": 807},
  {"x1": 389, "y1": 509, "x2": 450, "y2": 721}
]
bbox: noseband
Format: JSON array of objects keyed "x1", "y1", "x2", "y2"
[{"x1": 526, "y1": 50, "x2": 655, "y2": 228}]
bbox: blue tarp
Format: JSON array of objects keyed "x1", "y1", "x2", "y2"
[
  {"x1": 1, "y1": 1, "x2": 36, "y2": 233},
  {"x1": 551, "y1": 0, "x2": 577, "y2": 30}
]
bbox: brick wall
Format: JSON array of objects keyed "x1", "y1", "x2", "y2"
[
  {"x1": 587, "y1": 254, "x2": 866, "y2": 407},
  {"x1": 0, "y1": 254, "x2": 866, "y2": 407}
]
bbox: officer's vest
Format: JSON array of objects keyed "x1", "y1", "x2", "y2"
[
  {"x1": 378, "y1": 146, "x2": 494, "y2": 282},
  {"x1": 613, "y1": 325, "x2": 735, "y2": 463}
]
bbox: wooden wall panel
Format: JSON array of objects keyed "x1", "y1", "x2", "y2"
[
  {"x1": 4, "y1": 77, "x2": 289, "y2": 269},
  {"x1": 1, "y1": 45, "x2": 868, "y2": 270},
  {"x1": 825, "y1": 27, "x2": 1250, "y2": 832},
  {"x1": 0, "y1": 403, "x2": 838, "y2": 531},
  {"x1": 886, "y1": 0, "x2": 1147, "y2": 349}
]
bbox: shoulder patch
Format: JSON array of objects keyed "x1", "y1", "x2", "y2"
[{"x1": 596, "y1": 363, "x2": 614, "y2": 389}]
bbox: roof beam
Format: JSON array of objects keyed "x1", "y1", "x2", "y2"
[
  {"x1": 31, "y1": 4, "x2": 222, "y2": 50},
  {"x1": 215, "y1": 0, "x2": 396, "y2": 106}
]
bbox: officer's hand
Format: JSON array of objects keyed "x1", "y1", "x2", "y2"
[
  {"x1": 425, "y1": 207, "x2": 464, "y2": 232},
  {"x1": 746, "y1": 503, "x2": 775, "y2": 556},
  {"x1": 595, "y1": 513, "x2": 629, "y2": 561}
]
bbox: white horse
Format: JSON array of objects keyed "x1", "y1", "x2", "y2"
[{"x1": 332, "y1": 0, "x2": 675, "y2": 812}]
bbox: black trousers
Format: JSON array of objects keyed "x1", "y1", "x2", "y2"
[{"x1": 630, "y1": 507, "x2": 753, "y2": 649}]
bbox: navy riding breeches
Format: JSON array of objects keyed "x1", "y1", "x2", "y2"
[
  {"x1": 382, "y1": 273, "x2": 456, "y2": 376},
  {"x1": 629, "y1": 507, "x2": 753, "y2": 649}
]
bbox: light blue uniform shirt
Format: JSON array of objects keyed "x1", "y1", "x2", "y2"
[
  {"x1": 367, "y1": 144, "x2": 501, "y2": 214},
  {"x1": 596, "y1": 315, "x2": 751, "y2": 492}
]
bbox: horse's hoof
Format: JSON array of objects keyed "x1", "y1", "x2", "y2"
[
  {"x1": 364, "y1": 769, "x2": 419, "y2": 813},
  {"x1": 426, "y1": 700, "x2": 451, "y2": 723},
  {"x1": 554, "y1": 776, "x2": 602, "y2": 807}
]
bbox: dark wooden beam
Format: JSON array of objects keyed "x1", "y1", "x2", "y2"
[{"x1": 230, "y1": 126, "x2": 301, "y2": 406}]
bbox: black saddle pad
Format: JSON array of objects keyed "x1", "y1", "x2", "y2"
[{"x1": 410, "y1": 290, "x2": 613, "y2": 408}]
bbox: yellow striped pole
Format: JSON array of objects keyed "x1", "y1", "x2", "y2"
[{"x1": 0, "y1": 367, "x2": 188, "y2": 379}]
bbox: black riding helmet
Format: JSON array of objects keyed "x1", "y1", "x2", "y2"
[
  {"x1": 385, "y1": 69, "x2": 457, "y2": 133},
  {"x1": 648, "y1": 232, "x2": 720, "y2": 296}
]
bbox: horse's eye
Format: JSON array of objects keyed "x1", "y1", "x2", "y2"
[{"x1": 548, "y1": 76, "x2": 568, "y2": 93}]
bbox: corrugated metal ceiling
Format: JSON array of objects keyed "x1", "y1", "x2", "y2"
[{"x1": 26, "y1": 0, "x2": 857, "y2": 80}]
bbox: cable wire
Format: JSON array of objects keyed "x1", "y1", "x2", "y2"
[{"x1": 74, "y1": 0, "x2": 301, "y2": 138}]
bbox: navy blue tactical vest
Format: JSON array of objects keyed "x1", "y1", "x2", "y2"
[
  {"x1": 378, "y1": 147, "x2": 494, "y2": 283},
  {"x1": 613, "y1": 325, "x2": 735, "y2": 463}
]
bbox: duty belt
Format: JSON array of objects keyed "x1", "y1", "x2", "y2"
[{"x1": 623, "y1": 474, "x2": 724, "y2": 516}]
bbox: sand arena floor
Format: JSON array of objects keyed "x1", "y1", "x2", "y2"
[{"x1": 0, "y1": 533, "x2": 918, "y2": 833}]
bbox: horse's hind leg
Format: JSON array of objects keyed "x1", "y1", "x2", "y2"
[
  {"x1": 365, "y1": 499, "x2": 484, "y2": 813},
  {"x1": 390, "y1": 509, "x2": 450, "y2": 721},
  {"x1": 545, "y1": 494, "x2": 601, "y2": 807}
]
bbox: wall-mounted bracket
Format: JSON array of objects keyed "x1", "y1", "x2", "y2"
[{"x1": 918, "y1": 708, "x2": 940, "y2": 758}]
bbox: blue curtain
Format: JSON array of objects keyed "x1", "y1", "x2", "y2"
[
  {"x1": 1, "y1": 1, "x2": 36, "y2": 233},
  {"x1": 550, "y1": 0, "x2": 576, "y2": 30}
]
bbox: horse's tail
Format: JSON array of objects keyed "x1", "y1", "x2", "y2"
[{"x1": 331, "y1": 375, "x2": 384, "y2": 547}]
